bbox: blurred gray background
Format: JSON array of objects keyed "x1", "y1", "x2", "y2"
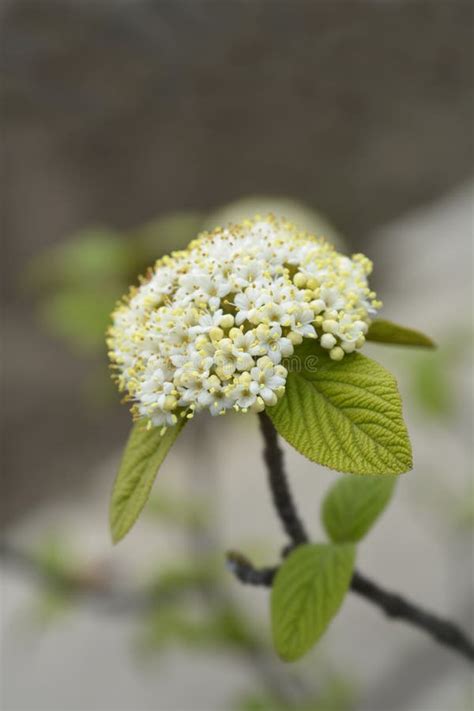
[{"x1": 1, "y1": 1, "x2": 473, "y2": 710}]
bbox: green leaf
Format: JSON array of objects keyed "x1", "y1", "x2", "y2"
[
  {"x1": 268, "y1": 342, "x2": 412, "y2": 475},
  {"x1": 271, "y1": 543, "x2": 355, "y2": 661},
  {"x1": 110, "y1": 420, "x2": 185, "y2": 543},
  {"x1": 367, "y1": 319, "x2": 435, "y2": 348},
  {"x1": 322, "y1": 475, "x2": 396, "y2": 543}
]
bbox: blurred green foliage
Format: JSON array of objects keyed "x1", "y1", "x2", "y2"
[
  {"x1": 27, "y1": 228, "x2": 132, "y2": 287},
  {"x1": 40, "y1": 287, "x2": 119, "y2": 353},
  {"x1": 32, "y1": 532, "x2": 79, "y2": 581},
  {"x1": 23, "y1": 535, "x2": 83, "y2": 627},
  {"x1": 409, "y1": 349, "x2": 454, "y2": 418},
  {"x1": 146, "y1": 490, "x2": 210, "y2": 531},
  {"x1": 405, "y1": 327, "x2": 472, "y2": 419},
  {"x1": 236, "y1": 667, "x2": 355, "y2": 711},
  {"x1": 143, "y1": 604, "x2": 260, "y2": 654},
  {"x1": 395, "y1": 329, "x2": 474, "y2": 530},
  {"x1": 146, "y1": 559, "x2": 219, "y2": 601}
]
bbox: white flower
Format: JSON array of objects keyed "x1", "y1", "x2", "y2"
[
  {"x1": 251, "y1": 324, "x2": 294, "y2": 364},
  {"x1": 291, "y1": 305, "x2": 318, "y2": 338},
  {"x1": 233, "y1": 373, "x2": 259, "y2": 411},
  {"x1": 257, "y1": 301, "x2": 292, "y2": 328},
  {"x1": 234, "y1": 261, "x2": 264, "y2": 288},
  {"x1": 108, "y1": 215, "x2": 381, "y2": 427},
  {"x1": 189, "y1": 309, "x2": 225, "y2": 336},
  {"x1": 214, "y1": 337, "x2": 254, "y2": 379},
  {"x1": 207, "y1": 380, "x2": 237, "y2": 416},
  {"x1": 234, "y1": 288, "x2": 259, "y2": 325},
  {"x1": 250, "y1": 357, "x2": 287, "y2": 406},
  {"x1": 194, "y1": 275, "x2": 231, "y2": 311}
]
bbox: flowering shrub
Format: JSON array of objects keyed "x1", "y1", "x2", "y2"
[
  {"x1": 108, "y1": 216, "x2": 381, "y2": 428},
  {"x1": 106, "y1": 215, "x2": 461, "y2": 664}
]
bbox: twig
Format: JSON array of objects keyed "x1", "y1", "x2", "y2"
[
  {"x1": 258, "y1": 411, "x2": 308, "y2": 545},
  {"x1": 229, "y1": 413, "x2": 474, "y2": 663},
  {"x1": 350, "y1": 572, "x2": 474, "y2": 662},
  {"x1": 226, "y1": 551, "x2": 277, "y2": 586}
]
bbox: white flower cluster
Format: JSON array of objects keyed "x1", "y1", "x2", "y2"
[{"x1": 108, "y1": 216, "x2": 381, "y2": 428}]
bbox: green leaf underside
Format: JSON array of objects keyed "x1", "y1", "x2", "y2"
[
  {"x1": 367, "y1": 319, "x2": 435, "y2": 348},
  {"x1": 110, "y1": 420, "x2": 185, "y2": 543},
  {"x1": 271, "y1": 543, "x2": 355, "y2": 662},
  {"x1": 268, "y1": 343, "x2": 412, "y2": 475},
  {"x1": 322, "y1": 475, "x2": 396, "y2": 543}
]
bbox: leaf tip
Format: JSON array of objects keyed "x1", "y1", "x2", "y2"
[
  {"x1": 276, "y1": 649, "x2": 300, "y2": 663},
  {"x1": 109, "y1": 520, "x2": 124, "y2": 545},
  {"x1": 110, "y1": 531, "x2": 121, "y2": 546},
  {"x1": 367, "y1": 319, "x2": 436, "y2": 349}
]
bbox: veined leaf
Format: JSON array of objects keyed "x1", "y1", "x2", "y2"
[
  {"x1": 268, "y1": 342, "x2": 412, "y2": 475},
  {"x1": 110, "y1": 420, "x2": 185, "y2": 543},
  {"x1": 271, "y1": 543, "x2": 355, "y2": 661},
  {"x1": 367, "y1": 319, "x2": 435, "y2": 348},
  {"x1": 322, "y1": 475, "x2": 396, "y2": 543}
]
